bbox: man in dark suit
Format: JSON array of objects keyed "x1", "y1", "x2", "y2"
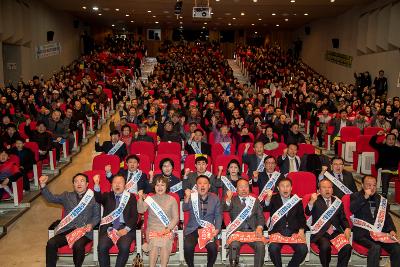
[
  {"x1": 350, "y1": 176, "x2": 400, "y2": 267},
  {"x1": 185, "y1": 129, "x2": 211, "y2": 156},
  {"x1": 319, "y1": 157, "x2": 357, "y2": 198},
  {"x1": 284, "y1": 122, "x2": 306, "y2": 145},
  {"x1": 93, "y1": 173, "x2": 138, "y2": 267},
  {"x1": 305, "y1": 178, "x2": 352, "y2": 267},
  {"x1": 223, "y1": 179, "x2": 266, "y2": 267},
  {"x1": 242, "y1": 141, "x2": 267, "y2": 179},
  {"x1": 277, "y1": 143, "x2": 301, "y2": 176},
  {"x1": 253, "y1": 155, "x2": 284, "y2": 194},
  {"x1": 265, "y1": 178, "x2": 308, "y2": 267},
  {"x1": 106, "y1": 154, "x2": 151, "y2": 194},
  {"x1": 95, "y1": 130, "x2": 128, "y2": 162},
  {"x1": 183, "y1": 155, "x2": 217, "y2": 194},
  {"x1": 329, "y1": 110, "x2": 352, "y2": 154}
]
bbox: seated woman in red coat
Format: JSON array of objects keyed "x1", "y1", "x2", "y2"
[{"x1": 0, "y1": 149, "x2": 22, "y2": 199}]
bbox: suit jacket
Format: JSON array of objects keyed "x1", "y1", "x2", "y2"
[
  {"x1": 41, "y1": 187, "x2": 100, "y2": 239},
  {"x1": 277, "y1": 155, "x2": 301, "y2": 176},
  {"x1": 330, "y1": 118, "x2": 352, "y2": 137},
  {"x1": 182, "y1": 192, "x2": 222, "y2": 235},
  {"x1": 94, "y1": 190, "x2": 138, "y2": 234},
  {"x1": 305, "y1": 195, "x2": 349, "y2": 242},
  {"x1": 223, "y1": 195, "x2": 265, "y2": 231},
  {"x1": 350, "y1": 190, "x2": 396, "y2": 241},
  {"x1": 95, "y1": 140, "x2": 128, "y2": 162},
  {"x1": 185, "y1": 141, "x2": 211, "y2": 156},
  {"x1": 265, "y1": 194, "x2": 306, "y2": 234},
  {"x1": 183, "y1": 172, "x2": 218, "y2": 194},
  {"x1": 242, "y1": 153, "x2": 266, "y2": 178},
  {"x1": 326, "y1": 170, "x2": 357, "y2": 199},
  {"x1": 117, "y1": 169, "x2": 151, "y2": 194},
  {"x1": 256, "y1": 172, "x2": 285, "y2": 193}
]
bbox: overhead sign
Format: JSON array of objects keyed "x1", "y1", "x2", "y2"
[
  {"x1": 325, "y1": 50, "x2": 353, "y2": 68},
  {"x1": 36, "y1": 42, "x2": 61, "y2": 59}
]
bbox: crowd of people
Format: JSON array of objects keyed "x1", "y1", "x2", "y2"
[{"x1": 1, "y1": 36, "x2": 400, "y2": 267}]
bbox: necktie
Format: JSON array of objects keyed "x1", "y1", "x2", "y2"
[
  {"x1": 268, "y1": 173, "x2": 272, "y2": 180},
  {"x1": 113, "y1": 195, "x2": 121, "y2": 229},
  {"x1": 241, "y1": 197, "x2": 246, "y2": 206},
  {"x1": 326, "y1": 198, "x2": 334, "y2": 235},
  {"x1": 128, "y1": 172, "x2": 133, "y2": 182},
  {"x1": 289, "y1": 158, "x2": 296, "y2": 172},
  {"x1": 54, "y1": 122, "x2": 59, "y2": 132},
  {"x1": 326, "y1": 199, "x2": 331, "y2": 207}
]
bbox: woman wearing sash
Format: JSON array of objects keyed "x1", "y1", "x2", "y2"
[
  {"x1": 215, "y1": 159, "x2": 243, "y2": 198},
  {"x1": 137, "y1": 176, "x2": 179, "y2": 267},
  {"x1": 150, "y1": 158, "x2": 183, "y2": 199},
  {"x1": 40, "y1": 174, "x2": 100, "y2": 267}
]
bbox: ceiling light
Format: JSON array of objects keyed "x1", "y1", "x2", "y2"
[
  {"x1": 241, "y1": 12, "x2": 245, "y2": 16},
  {"x1": 272, "y1": 13, "x2": 276, "y2": 16},
  {"x1": 276, "y1": 24, "x2": 280, "y2": 26},
  {"x1": 211, "y1": 12, "x2": 214, "y2": 15},
  {"x1": 258, "y1": 18, "x2": 262, "y2": 21},
  {"x1": 115, "y1": 8, "x2": 119, "y2": 11},
  {"x1": 153, "y1": 15, "x2": 156, "y2": 18},
  {"x1": 163, "y1": 11, "x2": 169, "y2": 14},
  {"x1": 228, "y1": 23, "x2": 232, "y2": 25},
  {"x1": 92, "y1": 7, "x2": 99, "y2": 11},
  {"x1": 125, "y1": 14, "x2": 129, "y2": 17},
  {"x1": 204, "y1": 22, "x2": 207, "y2": 25},
  {"x1": 82, "y1": 6, "x2": 87, "y2": 10},
  {"x1": 225, "y1": 13, "x2": 231, "y2": 16},
  {"x1": 255, "y1": 31, "x2": 258, "y2": 34},
  {"x1": 130, "y1": 20, "x2": 134, "y2": 23},
  {"x1": 285, "y1": 18, "x2": 289, "y2": 21},
  {"x1": 180, "y1": 16, "x2": 183, "y2": 19},
  {"x1": 98, "y1": 13, "x2": 102, "y2": 16},
  {"x1": 180, "y1": 21, "x2": 183, "y2": 24},
  {"x1": 202, "y1": 26, "x2": 206, "y2": 29},
  {"x1": 111, "y1": 24, "x2": 115, "y2": 27},
  {"x1": 290, "y1": 0, "x2": 295, "y2": 2},
  {"x1": 232, "y1": 17, "x2": 236, "y2": 20},
  {"x1": 216, "y1": 0, "x2": 220, "y2": 2},
  {"x1": 304, "y1": 13, "x2": 309, "y2": 16},
  {"x1": 253, "y1": 0, "x2": 258, "y2": 2},
  {"x1": 251, "y1": 23, "x2": 255, "y2": 26},
  {"x1": 147, "y1": 10, "x2": 152, "y2": 13},
  {"x1": 331, "y1": 0, "x2": 335, "y2": 2},
  {"x1": 155, "y1": 21, "x2": 159, "y2": 24}
]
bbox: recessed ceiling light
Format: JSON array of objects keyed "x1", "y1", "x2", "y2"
[
  {"x1": 251, "y1": 23, "x2": 255, "y2": 26},
  {"x1": 276, "y1": 24, "x2": 280, "y2": 26},
  {"x1": 98, "y1": 13, "x2": 102, "y2": 16},
  {"x1": 180, "y1": 21, "x2": 183, "y2": 24},
  {"x1": 92, "y1": 7, "x2": 99, "y2": 11},
  {"x1": 331, "y1": 0, "x2": 335, "y2": 2},
  {"x1": 180, "y1": 16, "x2": 183, "y2": 19},
  {"x1": 82, "y1": 6, "x2": 87, "y2": 10},
  {"x1": 258, "y1": 18, "x2": 262, "y2": 21},
  {"x1": 253, "y1": 0, "x2": 258, "y2": 2},
  {"x1": 216, "y1": 0, "x2": 220, "y2": 1},
  {"x1": 155, "y1": 21, "x2": 159, "y2": 24},
  {"x1": 255, "y1": 31, "x2": 258, "y2": 34},
  {"x1": 225, "y1": 13, "x2": 231, "y2": 16},
  {"x1": 130, "y1": 20, "x2": 134, "y2": 23},
  {"x1": 115, "y1": 8, "x2": 119, "y2": 11},
  {"x1": 232, "y1": 17, "x2": 236, "y2": 20},
  {"x1": 147, "y1": 10, "x2": 152, "y2": 13},
  {"x1": 202, "y1": 26, "x2": 206, "y2": 29},
  {"x1": 272, "y1": 13, "x2": 276, "y2": 16},
  {"x1": 211, "y1": 12, "x2": 214, "y2": 15},
  {"x1": 111, "y1": 24, "x2": 115, "y2": 27},
  {"x1": 293, "y1": 13, "x2": 297, "y2": 16},
  {"x1": 290, "y1": 0, "x2": 295, "y2": 2},
  {"x1": 125, "y1": 14, "x2": 129, "y2": 17},
  {"x1": 285, "y1": 18, "x2": 289, "y2": 21},
  {"x1": 304, "y1": 13, "x2": 309, "y2": 16},
  {"x1": 228, "y1": 23, "x2": 232, "y2": 25},
  {"x1": 241, "y1": 12, "x2": 245, "y2": 16},
  {"x1": 153, "y1": 15, "x2": 156, "y2": 18},
  {"x1": 204, "y1": 22, "x2": 207, "y2": 25},
  {"x1": 163, "y1": 11, "x2": 169, "y2": 14}
]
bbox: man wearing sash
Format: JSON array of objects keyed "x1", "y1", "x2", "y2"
[
  {"x1": 319, "y1": 157, "x2": 356, "y2": 199},
  {"x1": 95, "y1": 130, "x2": 128, "y2": 161},
  {"x1": 242, "y1": 141, "x2": 267, "y2": 179},
  {"x1": 40, "y1": 174, "x2": 100, "y2": 267},
  {"x1": 183, "y1": 155, "x2": 217, "y2": 194},
  {"x1": 93, "y1": 174, "x2": 138, "y2": 267},
  {"x1": 183, "y1": 175, "x2": 222, "y2": 267},
  {"x1": 305, "y1": 178, "x2": 352, "y2": 267},
  {"x1": 185, "y1": 129, "x2": 211, "y2": 156},
  {"x1": 277, "y1": 143, "x2": 301, "y2": 176},
  {"x1": 350, "y1": 176, "x2": 400, "y2": 267},
  {"x1": 223, "y1": 179, "x2": 266, "y2": 267},
  {"x1": 253, "y1": 155, "x2": 285, "y2": 196},
  {"x1": 265, "y1": 178, "x2": 308, "y2": 267}
]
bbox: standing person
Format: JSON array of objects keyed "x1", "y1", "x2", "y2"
[
  {"x1": 305, "y1": 179, "x2": 352, "y2": 267},
  {"x1": 95, "y1": 130, "x2": 128, "y2": 162},
  {"x1": 373, "y1": 70, "x2": 388, "y2": 98},
  {"x1": 137, "y1": 176, "x2": 179, "y2": 267},
  {"x1": 93, "y1": 174, "x2": 138, "y2": 267},
  {"x1": 350, "y1": 176, "x2": 400, "y2": 267},
  {"x1": 183, "y1": 175, "x2": 222, "y2": 267},
  {"x1": 40, "y1": 174, "x2": 100, "y2": 267}
]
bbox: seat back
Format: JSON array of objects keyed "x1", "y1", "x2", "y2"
[
  {"x1": 84, "y1": 170, "x2": 111, "y2": 192},
  {"x1": 24, "y1": 142, "x2": 40, "y2": 161},
  {"x1": 297, "y1": 144, "x2": 315, "y2": 157},
  {"x1": 103, "y1": 88, "x2": 112, "y2": 100},
  {"x1": 266, "y1": 142, "x2": 287, "y2": 159},
  {"x1": 237, "y1": 142, "x2": 255, "y2": 159},
  {"x1": 287, "y1": 171, "x2": 316, "y2": 197},
  {"x1": 92, "y1": 154, "x2": 120, "y2": 174},
  {"x1": 211, "y1": 143, "x2": 236, "y2": 160},
  {"x1": 340, "y1": 126, "x2": 361, "y2": 142},
  {"x1": 341, "y1": 194, "x2": 352, "y2": 227},
  {"x1": 213, "y1": 155, "x2": 241, "y2": 175},
  {"x1": 154, "y1": 153, "x2": 182, "y2": 175},
  {"x1": 130, "y1": 141, "x2": 155, "y2": 162},
  {"x1": 127, "y1": 123, "x2": 138, "y2": 133},
  {"x1": 129, "y1": 154, "x2": 151, "y2": 174},
  {"x1": 363, "y1": 127, "x2": 384, "y2": 136},
  {"x1": 146, "y1": 131, "x2": 158, "y2": 145},
  {"x1": 158, "y1": 141, "x2": 181, "y2": 155},
  {"x1": 355, "y1": 135, "x2": 375, "y2": 153}
]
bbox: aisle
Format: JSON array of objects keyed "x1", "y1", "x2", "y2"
[
  {"x1": 0, "y1": 119, "x2": 112, "y2": 267},
  {"x1": 228, "y1": 59, "x2": 250, "y2": 84}
]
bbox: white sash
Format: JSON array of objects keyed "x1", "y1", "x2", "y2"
[
  {"x1": 145, "y1": 196, "x2": 170, "y2": 227},
  {"x1": 221, "y1": 142, "x2": 231, "y2": 155},
  {"x1": 268, "y1": 194, "x2": 301, "y2": 231},
  {"x1": 170, "y1": 181, "x2": 182, "y2": 193},
  {"x1": 125, "y1": 170, "x2": 142, "y2": 193},
  {"x1": 55, "y1": 189, "x2": 94, "y2": 233},
  {"x1": 190, "y1": 141, "x2": 202, "y2": 154},
  {"x1": 100, "y1": 191, "x2": 131, "y2": 225},
  {"x1": 226, "y1": 196, "x2": 256, "y2": 238},
  {"x1": 258, "y1": 171, "x2": 281, "y2": 201},
  {"x1": 220, "y1": 176, "x2": 237, "y2": 193},
  {"x1": 351, "y1": 196, "x2": 387, "y2": 232},
  {"x1": 191, "y1": 192, "x2": 213, "y2": 228},
  {"x1": 256, "y1": 154, "x2": 267, "y2": 172},
  {"x1": 310, "y1": 197, "x2": 342, "y2": 234},
  {"x1": 107, "y1": 140, "x2": 125, "y2": 155},
  {"x1": 324, "y1": 172, "x2": 352, "y2": 195}
]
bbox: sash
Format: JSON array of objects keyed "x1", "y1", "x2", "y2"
[
  {"x1": 100, "y1": 191, "x2": 131, "y2": 225},
  {"x1": 191, "y1": 141, "x2": 202, "y2": 154},
  {"x1": 170, "y1": 181, "x2": 182, "y2": 193},
  {"x1": 227, "y1": 231, "x2": 268, "y2": 245},
  {"x1": 107, "y1": 140, "x2": 125, "y2": 155},
  {"x1": 191, "y1": 192, "x2": 215, "y2": 249},
  {"x1": 55, "y1": 189, "x2": 94, "y2": 233},
  {"x1": 125, "y1": 170, "x2": 143, "y2": 193},
  {"x1": 226, "y1": 196, "x2": 256, "y2": 238},
  {"x1": 258, "y1": 172, "x2": 281, "y2": 201},
  {"x1": 268, "y1": 195, "x2": 301, "y2": 231},
  {"x1": 220, "y1": 176, "x2": 237, "y2": 193},
  {"x1": 370, "y1": 232, "x2": 399, "y2": 243},
  {"x1": 144, "y1": 196, "x2": 170, "y2": 227},
  {"x1": 331, "y1": 234, "x2": 350, "y2": 251},
  {"x1": 324, "y1": 172, "x2": 352, "y2": 195},
  {"x1": 149, "y1": 230, "x2": 173, "y2": 240},
  {"x1": 256, "y1": 154, "x2": 267, "y2": 172},
  {"x1": 351, "y1": 196, "x2": 388, "y2": 235},
  {"x1": 66, "y1": 226, "x2": 89, "y2": 248},
  {"x1": 269, "y1": 233, "x2": 306, "y2": 244},
  {"x1": 191, "y1": 192, "x2": 213, "y2": 228},
  {"x1": 221, "y1": 142, "x2": 231, "y2": 155},
  {"x1": 310, "y1": 197, "x2": 342, "y2": 234}
]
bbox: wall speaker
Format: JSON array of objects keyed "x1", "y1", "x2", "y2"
[
  {"x1": 305, "y1": 26, "x2": 311, "y2": 35},
  {"x1": 332, "y1": 38, "x2": 339, "y2": 49},
  {"x1": 47, "y1": 31, "x2": 54, "y2": 42}
]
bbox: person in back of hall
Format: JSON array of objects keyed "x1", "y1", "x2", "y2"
[
  {"x1": 159, "y1": 120, "x2": 182, "y2": 144},
  {"x1": 185, "y1": 128, "x2": 211, "y2": 156},
  {"x1": 132, "y1": 123, "x2": 154, "y2": 143},
  {"x1": 373, "y1": 70, "x2": 388, "y2": 98},
  {"x1": 277, "y1": 143, "x2": 301, "y2": 176},
  {"x1": 95, "y1": 130, "x2": 128, "y2": 162},
  {"x1": 256, "y1": 126, "x2": 278, "y2": 144},
  {"x1": 24, "y1": 119, "x2": 53, "y2": 161},
  {"x1": 369, "y1": 130, "x2": 400, "y2": 198},
  {"x1": 242, "y1": 141, "x2": 267, "y2": 180},
  {"x1": 0, "y1": 123, "x2": 21, "y2": 150},
  {"x1": 284, "y1": 122, "x2": 306, "y2": 145}
]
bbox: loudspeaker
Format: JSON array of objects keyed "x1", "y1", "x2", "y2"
[
  {"x1": 305, "y1": 26, "x2": 310, "y2": 35},
  {"x1": 73, "y1": 20, "x2": 79, "y2": 29},
  {"x1": 332, "y1": 38, "x2": 339, "y2": 49},
  {"x1": 47, "y1": 31, "x2": 54, "y2": 42}
]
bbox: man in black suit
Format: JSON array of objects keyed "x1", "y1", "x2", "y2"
[
  {"x1": 93, "y1": 173, "x2": 138, "y2": 267},
  {"x1": 106, "y1": 155, "x2": 151, "y2": 194},
  {"x1": 223, "y1": 179, "x2": 266, "y2": 267},
  {"x1": 242, "y1": 141, "x2": 267, "y2": 179},
  {"x1": 185, "y1": 129, "x2": 211, "y2": 156},
  {"x1": 253, "y1": 155, "x2": 284, "y2": 194},
  {"x1": 319, "y1": 157, "x2": 357, "y2": 198},
  {"x1": 305, "y1": 178, "x2": 352, "y2": 267},
  {"x1": 329, "y1": 110, "x2": 352, "y2": 154},
  {"x1": 265, "y1": 178, "x2": 308, "y2": 267},
  {"x1": 277, "y1": 143, "x2": 301, "y2": 176},
  {"x1": 350, "y1": 176, "x2": 400, "y2": 267},
  {"x1": 95, "y1": 130, "x2": 128, "y2": 162}
]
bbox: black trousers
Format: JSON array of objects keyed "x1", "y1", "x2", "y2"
[
  {"x1": 356, "y1": 236, "x2": 400, "y2": 267},
  {"x1": 380, "y1": 171, "x2": 396, "y2": 197},
  {"x1": 98, "y1": 230, "x2": 135, "y2": 267},
  {"x1": 314, "y1": 234, "x2": 352, "y2": 267},
  {"x1": 268, "y1": 242, "x2": 308, "y2": 267},
  {"x1": 46, "y1": 229, "x2": 91, "y2": 267},
  {"x1": 230, "y1": 240, "x2": 265, "y2": 267},
  {"x1": 184, "y1": 231, "x2": 218, "y2": 267}
]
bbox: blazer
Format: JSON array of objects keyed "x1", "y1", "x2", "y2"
[
  {"x1": 183, "y1": 172, "x2": 218, "y2": 194},
  {"x1": 325, "y1": 170, "x2": 357, "y2": 199},
  {"x1": 330, "y1": 118, "x2": 352, "y2": 137},
  {"x1": 265, "y1": 194, "x2": 306, "y2": 234},
  {"x1": 94, "y1": 190, "x2": 138, "y2": 234},
  {"x1": 41, "y1": 187, "x2": 101, "y2": 239},
  {"x1": 256, "y1": 172, "x2": 285, "y2": 193},
  {"x1": 182, "y1": 192, "x2": 222, "y2": 235},
  {"x1": 95, "y1": 140, "x2": 128, "y2": 162},
  {"x1": 223, "y1": 195, "x2": 265, "y2": 231},
  {"x1": 185, "y1": 141, "x2": 211, "y2": 156},
  {"x1": 277, "y1": 155, "x2": 301, "y2": 176},
  {"x1": 350, "y1": 191, "x2": 396, "y2": 241},
  {"x1": 242, "y1": 153, "x2": 266, "y2": 179},
  {"x1": 116, "y1": 169, "x2": 151, "y2": 194},
  {"x1": 304, "y1": 195, "x2": 350, "y2": 242}
]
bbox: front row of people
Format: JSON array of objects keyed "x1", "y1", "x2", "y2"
[{"x1": 41, "y1": 173, "x2": 400, "y2": 267}]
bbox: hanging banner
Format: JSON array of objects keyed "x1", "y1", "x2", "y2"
[{"x1": 36, "y1": 42, "x2": 62, "y2": 59}]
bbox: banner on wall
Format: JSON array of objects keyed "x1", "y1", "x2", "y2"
[
  {"x1": 36, "y1": 42, "x2": 61, "y2": 59},
  {"x1": 325, "y1": 50, "x2": 353, "y2": 68}
]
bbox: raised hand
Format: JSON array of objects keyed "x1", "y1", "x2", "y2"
[
  {"x1": 184, "y1": 168, "x2": 191, "y2": 177},
  {"x1": 39, "y1": 175, "x2": 49, "y2": 185},
  {"x1": 148, "y1": 170, "x2": 154, "y2": 183},
  {"x1": 321, "y1": 165, "x2": 328, "y2": 173},
  {"x1": 244, "y1": 143, "x2": 251, "y2": 151},
  {"x1": 364, "y1": 188, "x2": 373, "y2": 199},
  {"x1": 266, "y1": 189, "x2": 273, "y2": 201},
  {"x1": 377, "y1": 130, "x2": 385, "y2": 136},
  {"x1": 253, "y1": 171, "x2": 259, "y2": 178},
  {"x1": 184, "y1": 189, "x2": 192, "y2": 199},
  {"x1": 309, "y1": 192, "x2": 319, "y2": 204},
  {"x1": 226, "y1": 190, "x2": 233, "y2": 201},
  {"x1": 218, "y1": 166, "x2": 223, "y2": 175}
]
